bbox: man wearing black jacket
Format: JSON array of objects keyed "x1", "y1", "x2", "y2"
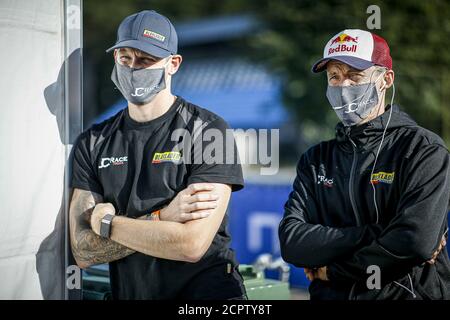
[{"x1": 279, "y1": 29, "x2": 450, "y2": 300}]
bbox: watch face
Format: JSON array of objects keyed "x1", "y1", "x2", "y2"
[
  {"x1": 102, "y1": 214, "x2": 114, "y2": 223},
  {"x1": 100, "y1": 214, "x2": 114, "y2": 238}
]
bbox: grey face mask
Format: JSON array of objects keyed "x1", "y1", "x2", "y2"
[
  {"x1": 326, "y1": 72, "x2": 384, "y2": 126},
  {"x1": 111, "y1": 60, "x2": 168, "y2": 105}
]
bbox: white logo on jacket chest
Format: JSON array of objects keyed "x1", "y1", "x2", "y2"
[
  {"x1": 98, "y1": 156, "x2": 128, "y2": 169},
  {"x1": 317, "y1": 174, "x2": 334, "y2": 188}
]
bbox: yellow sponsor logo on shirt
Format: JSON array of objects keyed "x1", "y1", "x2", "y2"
[
  {"x1": 370, "y1": 171, "x2": 395, "y2": 185},
  {"x1": 152, "y1": 151, "x2": 181, "y2": 164}
]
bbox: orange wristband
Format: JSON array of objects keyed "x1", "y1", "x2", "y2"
[{"x1": 150, "y1": 209, "x2": 161, "y2": 221}]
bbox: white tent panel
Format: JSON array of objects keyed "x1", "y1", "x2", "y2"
[{"x1": 0, "y1": 0, "x2": 65, "y2": 299}]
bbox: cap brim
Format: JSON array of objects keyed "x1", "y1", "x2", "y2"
[
  {"x1": 311, "y1": 56, "x2": 374, "y2": 73},
  {"x1": 106, "y1": 39, "x2": 172, "y2": 58}
]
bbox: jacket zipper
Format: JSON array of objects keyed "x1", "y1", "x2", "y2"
[
  {"x1": 348, "y1": 136, "x2": 361, "y2": 300},
  {"x1": 348, "y1": 137, "x2": 361, "y2": 227}
]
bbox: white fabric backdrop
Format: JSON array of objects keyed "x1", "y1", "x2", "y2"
[{"x1": 0, "y1": 0, "x2": 65, "y2": 299}]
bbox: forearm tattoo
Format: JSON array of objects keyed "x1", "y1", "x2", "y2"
[{"x1": 69, "y1": 189, "x2": 135, "y2": 267}]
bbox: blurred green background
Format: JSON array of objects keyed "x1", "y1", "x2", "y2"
[{"x1": 83, "y1": 0, "x2": 450, "y2": 157}]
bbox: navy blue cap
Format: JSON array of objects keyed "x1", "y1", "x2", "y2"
[{"x1": 106, "y1": 10, "x2": 178, "y2": 58}]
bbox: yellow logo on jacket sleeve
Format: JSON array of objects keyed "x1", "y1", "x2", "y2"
[
  {"x1": 370, "y1": 171, "x2": 395, "y2": 184},
  {"x1": 152, "y1": 151, "x2": 181, "y2": 164}
]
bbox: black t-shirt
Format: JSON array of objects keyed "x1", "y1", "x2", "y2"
[{"x1": 70, "y1": 96, "x2": 246, "y2": 299}]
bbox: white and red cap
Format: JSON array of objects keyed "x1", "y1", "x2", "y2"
[{"x1": 311, "y1": 29, "x2": 392, "y2": 73}]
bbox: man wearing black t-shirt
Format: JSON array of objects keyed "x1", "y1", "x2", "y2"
[{"x1": 69, "y1": 10, "x2": 247, "y2": 300}]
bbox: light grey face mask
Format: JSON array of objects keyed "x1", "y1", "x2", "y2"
[
  {"x1": 111, "y1": 60, "x2": 168, "y2": 105},
  {"x1": 326, "y1": 72, "x2": 384, "y2": 126}
]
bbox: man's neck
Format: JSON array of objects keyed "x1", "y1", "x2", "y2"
[{"x1": 127, "y1": 90, "x2": 176, "y2": 123}]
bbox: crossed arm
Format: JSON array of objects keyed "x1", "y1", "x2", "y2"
[
  {"x1": 280, "y1": 144, "x2": 449, "y2": 283},
  {"x1": 69, "y1": 189, "x2": 135, "y2": 269},
  {"x1": 70, "y1": 183, "x2": 230, "y2": 268}
]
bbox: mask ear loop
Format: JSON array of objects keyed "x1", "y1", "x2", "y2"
[
  {"x1": 373, "y1": 71, "x2": 388, "y2": 118},
  {"x1": 164, "y1": 55, "x2": 173, "y2": 74}
]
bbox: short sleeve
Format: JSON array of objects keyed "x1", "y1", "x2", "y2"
[
  {"x1": 187, "y1": 118, "x2": 244, "y2": 192},
  {"x1": 69, "y1": 131, "x2": 104, "y2": 195}
]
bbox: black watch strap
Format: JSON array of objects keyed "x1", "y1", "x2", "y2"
[{"x1": 100, "y1": 214, "x2": 115, "y2": 238}]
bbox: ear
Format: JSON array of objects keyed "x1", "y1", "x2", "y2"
[
  {"x1": 168, "y1": 54, "x2": 182, "y2": 75},
  {"x1": 382, "y1": 69, "x2": 395, "y2": 90}
]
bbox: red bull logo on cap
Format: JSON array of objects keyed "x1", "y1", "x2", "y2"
[
  {"x1": 330, "y1": 33, "x2": 358, "y2": 45},
  {"x1": 328, "y1": 33, "x2": 358, "y2": 55}
]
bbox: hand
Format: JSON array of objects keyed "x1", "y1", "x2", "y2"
[
  {"x1": 159, "y1": 183, "x2": 218, "y2": 223},
  {"x1": 304, "y1": 268, "x2": 315, "y2": 281},
  {"x1": 304, "y1": 267, "x2": 329, "y2": 281},
  {"x1": 427, "y1": 234, "x2": 447, "y2": 264},
  {"x1": 90, "y1": 203, "x2": 116, "y2": 236}
]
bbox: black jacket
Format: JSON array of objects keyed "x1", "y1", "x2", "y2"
[{"x1": 279, "y1": 104, "x2": 450, "y2": 300}]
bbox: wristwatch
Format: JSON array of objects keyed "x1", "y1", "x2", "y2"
[{"x1": 100, "y1": 214, "x2": 115, "y2": 238}]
